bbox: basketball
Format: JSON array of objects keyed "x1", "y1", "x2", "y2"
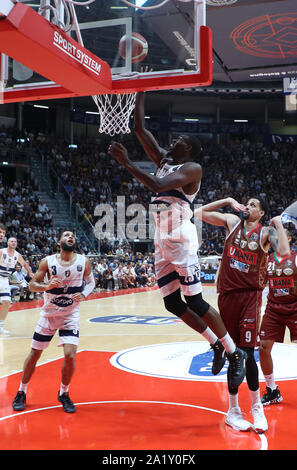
[{"x1": 119, "y1": 32, "x2": 148, "y2": 63}]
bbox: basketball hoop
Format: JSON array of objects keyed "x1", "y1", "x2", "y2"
[
  {"x1": 92, "y1": 92, "x2": 137, "y2": 136},
  {"x1": 121, "y1": 0, "x2": 203, "y2": 9},
  {"x1": 121, "y1": 0, "x2": 170, "y2": 10},
  {"x1": 39, "y1": 0, "x2": 95, "y2": 32}
]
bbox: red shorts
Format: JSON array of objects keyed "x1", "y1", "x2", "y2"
[
  {"x1": 218, "y1": 289, "x2": 262, "y2": 348},
  {"x1": 259, "y1": 301, "x2": 297, "y2": 343}
]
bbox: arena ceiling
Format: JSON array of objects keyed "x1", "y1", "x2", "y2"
[
  {"x1": 15, "y1": 0, "x2": 297, "y2": 106},
  {"x1": 72, "y1": 0, "x2": 297, "y2": 91}
]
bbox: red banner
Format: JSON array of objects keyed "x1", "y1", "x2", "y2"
[{"x1": 0, "y1": 2, "x2": 112, "y2": 96}]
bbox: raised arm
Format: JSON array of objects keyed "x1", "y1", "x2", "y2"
[
  {"x1": 261, "y1": 215, "x2": 291, "y2": 256},
  {"x1": 133, "y1": 92, "x2": 167, "y2": 167},
  {"x1": 194, "y1": 197, "x2": 243, "y2": 233},
  {"x1": 108, "y1": 142, "x2": 201, "y2": 193}
]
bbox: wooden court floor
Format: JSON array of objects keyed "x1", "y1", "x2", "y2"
[{"x1": 0, "y1": 285, "x2": 297, "y2": 454}]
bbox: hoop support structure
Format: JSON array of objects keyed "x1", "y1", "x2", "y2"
[{"x1": 110, "y1": 26, "x2": 213, "y2": 94}]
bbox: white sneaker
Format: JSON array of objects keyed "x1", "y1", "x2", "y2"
[
  {"x1": 0, "y1": 327, "x2": 10, "y2": 336},
  {"x1": 225, "y1": 406, "x2": 252, "y2": 431},
  {"x1": 252, "y1": 402, "x2": 268, "y2": 433}
]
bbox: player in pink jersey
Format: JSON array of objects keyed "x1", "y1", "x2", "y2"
[
  {"x1": 195, "y1": 197, "x2": 290, "y2": 433},
  {"x1": 259, "y1": 228, "x2": 297, "y2": 405}
]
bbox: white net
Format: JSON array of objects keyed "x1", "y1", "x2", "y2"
[
  {"x1": 92, "y1": 93, "x2": 137, "y2": 136},
  {"x1": 121, "y1": 0, "x2": 170, "y2": 10},
  {"x1": 206, "y1": 0, "x2": 238, "y2": 5}
]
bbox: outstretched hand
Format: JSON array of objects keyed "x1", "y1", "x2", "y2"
[{"x1": 108, "y1": 142, "x2": 129, "y2": 166}]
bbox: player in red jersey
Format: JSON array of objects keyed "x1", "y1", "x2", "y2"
[
  {"x1": 195, "y1": 197, "x2": 290, "y2": 433},
  {"x1": 259, "y1": 228, "x2": 297, "y2": 405}
]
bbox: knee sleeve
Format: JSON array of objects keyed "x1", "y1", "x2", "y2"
[
  {"x1": 242, "y1": 347, "x2": 255, "y2": 362},
  {"x1": 242, "y1": 347, "x2": 259, "y2": 391},
  {"x1": 163, "y1": 289, "x2": 187, "y2": 317},
  {"x1": 184, "y1": 293, "x2": 210, "y2": 318}
]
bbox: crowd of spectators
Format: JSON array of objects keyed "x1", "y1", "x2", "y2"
[
  {"x1": 43, "y1": 137, "x2": 152, "y2": 228},
  {"x1": 91, "y1": 252, "x2": 156, "y2": 292},
  {"x1": 197, "y1": 138, "x2": 297, "y2": 254},
  {"x1": 0, "y1": 177, "x2": 62, "y2": 265},
  {"x1": 39, "y1": 133, "x2": 297, "y2": 252},
  {"x1": 7, "y1": 251, "x2": 157, "y2": 302}
]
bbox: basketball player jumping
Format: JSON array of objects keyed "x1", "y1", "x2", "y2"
[
  {"x1": 12, "y1": 230, "x2": 95, "y2": 413},
  {"x1": 0, "y1": 236, "x2": 33, "y2": 336},
  {"x1": 259, "y1": 228, "x2": 296, "y2": 406},
  {"x1": 108, "y1": 91, "x2": 247, "y2": 391},
  {"x1": 194, "y1": 197, "x2": 290, "y2": 433}
]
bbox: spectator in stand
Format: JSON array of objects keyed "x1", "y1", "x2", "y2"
[
  {"x1": 147, "y1": 265, "x2": 156, "y2": 286},
  {"x1": 135, "y1": 263, "x2": 149, "y2": 287},
  {"x1": 94, "y1": 261, "x2": 104, "y2": 289},
  {"x1": 103, "y1": 267, "x2": 114, "y2": 291},
  {"x1": 123, "y1": 262, "x2": 137, "y2": 288},
  {"x1": 113, "y1": 264, "x2": 127, "y2": 289},
  {"x1": 9, "y1": 264, "x2": 30, "y2": 301}
]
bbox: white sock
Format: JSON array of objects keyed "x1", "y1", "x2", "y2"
[
  {"x1": 250, "y1": 388, "x2": 261, "y2": 406},
  {"x1": 229, "y1": 393, "x2": 239, "y2": 409},
  {"x1": 264, "y1": 373, "x2": 277, "y2": 391},
  {"x1": 59, "y1": 383, "x2": 69, "y2": 395},
  {"x1": 19, "y1": 382, "x2": 28, "y2": 393},
  {"x1": 0, "y1": 320, "x2": 4, "y2": 328},
  {"x1": 201, "y1": 327, "x2": 218, "y2": 345},
  {"x1": 219, "y1": 332, "x2": 236, "y2": 354}
]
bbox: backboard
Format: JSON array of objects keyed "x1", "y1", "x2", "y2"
[{"x1": 0, "y1": 0, "x2": 212, "y2": 104}]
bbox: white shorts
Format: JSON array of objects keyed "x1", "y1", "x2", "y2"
[
  {"x1": 0, "y1": 277, "x2": 11, "y2": 303},
  {"x1": 31, "y1": 314, "x2": 80, "y2": 350},
  {"x1": 154, "y1": 221, "x2": 202, "y2": 298}
]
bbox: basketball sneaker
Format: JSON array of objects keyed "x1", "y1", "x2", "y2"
[
  {"x1": 261, "y1": 386, "x2": 283, "y2": 406},
  {"x1": 12, "y1": 391, "x2": 26, "y2": 411},
  {"x1": 226, "y1": 348, "x2": 247, "y2": 389},
  {"x1": 252, "y1": 402, "x2": 268, "y2": 433},
  {"x1": 210, "y1": 340, "x2": 226, "y2": 375},
  {"x1": 225, "y1": 407, "x2": 252, "y2": 432},
  {"x1": 58, "y1": 392, "x2": 76, "y2": 413}
]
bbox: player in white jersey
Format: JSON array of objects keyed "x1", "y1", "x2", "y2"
[
  {"x1": 0, "y1": 236, "x2": 32, "y2": 335},
  {"x1": 12, "y1": 230, "x2": 95, "y2": 413},
  {"x1": 108, "y1": 91, "x2": 247, "y2": 392}
]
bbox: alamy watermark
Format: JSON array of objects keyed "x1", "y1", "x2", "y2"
[{"x1": 93, "y1": 196, "x2": 203, "y2": 245}]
